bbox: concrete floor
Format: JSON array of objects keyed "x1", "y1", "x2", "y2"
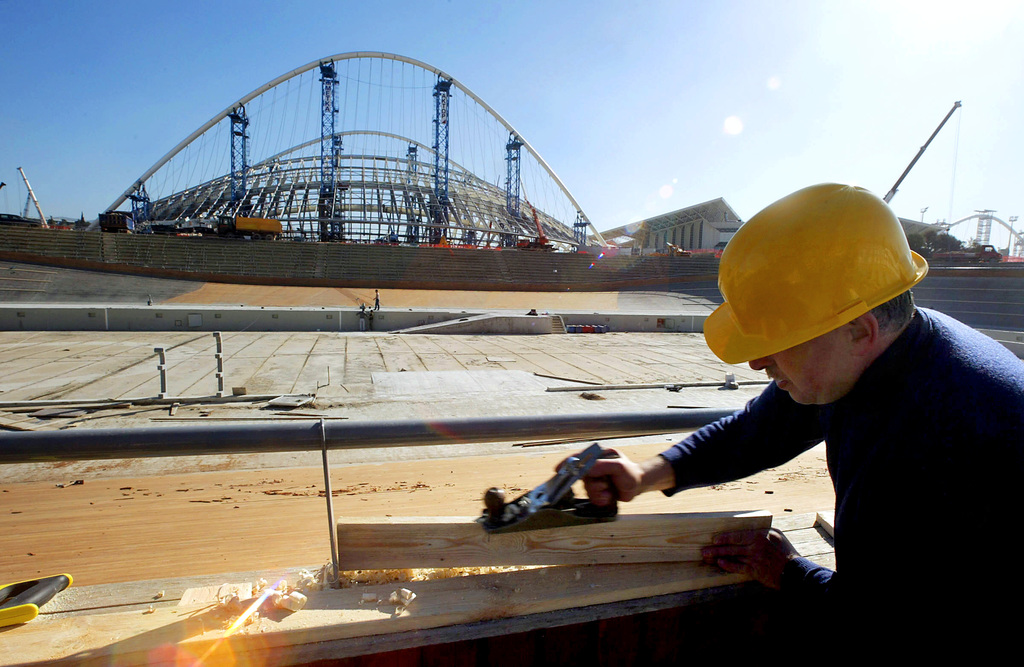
[
  {"x1": 0, "y1": 324, "x2": 825, "y2": 594},
  {"x1": 0, "y1": 329, "x2": 767, "y2": 482}
]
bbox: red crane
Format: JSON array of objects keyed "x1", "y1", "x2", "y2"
[{"x1": 516, "y1": 200, "x2": 553, "y2": 251}]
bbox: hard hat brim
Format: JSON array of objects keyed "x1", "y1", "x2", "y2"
[{"x1": 704, "y1": 250, "x2": 928, "y2": 365}]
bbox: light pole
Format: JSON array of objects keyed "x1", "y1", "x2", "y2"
[{"x1": 1010, "y1": 216, "x2": 1019, "y2": 257}]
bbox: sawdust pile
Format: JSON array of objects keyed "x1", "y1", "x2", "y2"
[{"x1": 339, "y1": 565, "x2": 536, "y2": 586}]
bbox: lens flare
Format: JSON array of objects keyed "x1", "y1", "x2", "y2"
[
  {"x1": 723, "y1": 116, "x2": 744, "y2": 135},
  {"x1": 191, "y1": 578, "x2": 288, "y2": 666}
]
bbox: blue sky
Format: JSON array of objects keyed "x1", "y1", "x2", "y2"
[{"x1": 2, "y1": 0, "x2": 1023, "y2": 250}]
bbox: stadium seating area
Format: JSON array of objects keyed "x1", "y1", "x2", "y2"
[
  {"x1": 3, "y1": 226, "x2": 1020, "y2": 331},
  {"x1": 0, "y1": 227, "x2": 720, "y2": 291}
]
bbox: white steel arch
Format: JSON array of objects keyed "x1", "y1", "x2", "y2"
[
  {"x1": 943, "y1": 212, "x2": 1023, "y2": 257},
  {"x1": 108, "y1": 51, "x2": 604, "y2": 245},
  {"x1": 261, "y1": 131, "x2": 455, "y2": 173}
]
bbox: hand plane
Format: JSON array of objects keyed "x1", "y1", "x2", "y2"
[{"x1": 478, "y1": 443, "x2": 618, "y2": 534}]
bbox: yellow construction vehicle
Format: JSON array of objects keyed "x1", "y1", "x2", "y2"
[{"x1": 217, "y1": 215, "x2": 282, "y2": 240}]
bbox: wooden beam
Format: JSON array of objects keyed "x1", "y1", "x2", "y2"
[
  {"x1": 815, "y1": 510, "x2": 835, "y2": 537},
  {"x1": 336, "y1": 511, "x2": 772, "y2": 570},
  {"x1": 0, "y1": 410, "x2": 38, "y2": 431},
  {"x1": 3, "y1": 561, "x2": 757, "y2": 666}
]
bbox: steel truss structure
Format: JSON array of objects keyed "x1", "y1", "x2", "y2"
[
  {"x1": 943, "y1": 210, "x2": 1024, "y2": 258},
  {"x1": 143, "y1": 134, "x2": 570, "y2": 246},
  {"x1": 108, "y1": 52, "x2": 605, "y2": 249}
]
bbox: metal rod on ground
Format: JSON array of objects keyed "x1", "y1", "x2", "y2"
[
  {"x1": 0, "y1": 394, "x2": 285, "y2": 410},
  {"x1": 320, "y1": 418, "x2": 341, "y2": 588},
  {"x1": 154, "y1": 347, "x2": 167, "y2": 399},
  {"x1": 546, "y1": 381, "x2": 770, "y2": 392},
  {"x1": 0, "y1": 408, "x2": 740, "y2": 464},
  {"x1": 214, "y1": 332, "x2": 225, "y2": 398}
]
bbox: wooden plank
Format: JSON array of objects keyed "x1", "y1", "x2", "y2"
[
  {"x1": 267, "y1": 394, "x2": 315, "y2": 408},
  {"x1": 29, "y1": 408, "x2": 88, "y2": 418},
  {"x1": 783, "y1": 528, "x2": 834, "y2": 561},
  {"x1": 3, "y1": 402, "x2": 132, "y2": 412},
  {"x1": 336, "y1": 511, "x2": 772, "y2": 569},
  {"x1": 179, "y1": 582, "x2": 253, "y2": 606},
  {"x1": 0, "y1": 409, "x2": 38, "y2": 431},
  {"x1": 772, "y1": 512, "x2": 835, "y2": 564},
  {"x1": 770, "y1": 511, "x2": 818, "y2": 532},
  {"x1": 2, "y1": 561, "x2": 755, "y2": 666},
  {"x1": 816, "y1": 510, "x2": 835, "y2": 537}
]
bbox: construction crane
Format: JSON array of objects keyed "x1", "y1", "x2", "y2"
[
  {"x1": 516, "y1": 200, "x2": 553, "y2": 250},
  {"x1": 883, "y1": 101, "x2": 961, "y2": 204},
  {"x1": 17, "y1": 167, "x2": 47, "y2": 227}
]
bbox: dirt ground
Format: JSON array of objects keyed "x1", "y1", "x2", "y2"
[{"x1": 1, "y1": 438, "x2": 833, "y2": 587}]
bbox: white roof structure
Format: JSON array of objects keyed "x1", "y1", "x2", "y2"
[{"x1": 600, "y1": 198, "x2": 743, "y2": 252}]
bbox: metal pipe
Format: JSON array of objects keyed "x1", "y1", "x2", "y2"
[
  {"x1": 884, "y1": 100, "x2": 961, "y2": 204},
  {"x1": 320, "y1": 419, "x2": 341, "y2": 588},
  {"x1": 546, "y1": 381, "x2": 770, "y2": 392},
  {"x1": 0, "y1": 408, "x2": 738, "y2": 464},
  {"x1": 17, "y1": 167, "x2": 47, "y2": 227}
]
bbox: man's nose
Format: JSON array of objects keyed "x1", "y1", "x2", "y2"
[{"x1": 748, "y1": 356, "x2": 772, "y2": 371}]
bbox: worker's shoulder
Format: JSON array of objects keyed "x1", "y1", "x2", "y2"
[
  {"x1": 920, "y1": 308, "x2": 1019, "y2": 363},
  {"x1": 917, "y1": 308, "x2": 1024, "y2": 400}
]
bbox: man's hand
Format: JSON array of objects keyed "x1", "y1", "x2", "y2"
[
  {"x1": 581, "y1": 450, "x2": 643, "y2": 506},
  {"x1": 560, "y1": 449, "x2": 676, "y2": 506},
  {"x1": 701, "y1": 528, "x2": 798, "y2": 590}
]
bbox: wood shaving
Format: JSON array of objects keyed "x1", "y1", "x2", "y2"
[{"x1": 338, "y1": 565, "x2": 535, "y2": 587}]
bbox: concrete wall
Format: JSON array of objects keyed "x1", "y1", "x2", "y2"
[
  {"x1": 2, "y1": 305, "x2": 1021, "y2": 359},
  {"x1": 561, "y1": 312, "x2": 707, "y2": 333},
  {"x1": 396, "y1": 314, "x2": 553, "y2": 335},
  {"x1": 0, "y1": 305, "x2": 708, "y2": 334},
  {"x1": 0, "y1": 306, "x2": 111, "y2": 331}
]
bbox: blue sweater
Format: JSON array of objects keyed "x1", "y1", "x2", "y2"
[{"x1": 661, "y1": 308, "x2": 1024, "y2": 640}]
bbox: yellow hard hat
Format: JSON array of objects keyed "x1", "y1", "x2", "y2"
[{"x1": 704, "y1": 183, "x2": 928, "y2": 364}]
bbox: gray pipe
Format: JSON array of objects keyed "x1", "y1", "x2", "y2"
[{"x1": 0, "y1": 408, "x2": 738, "y2": 464}]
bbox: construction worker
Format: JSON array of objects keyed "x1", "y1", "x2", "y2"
[{"x1": 581, "y1": 184, "x2": 1024, "y2": 650}]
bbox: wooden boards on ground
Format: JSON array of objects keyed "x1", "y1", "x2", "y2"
[
  {"x1": 335, "y1": 511, "x2": 772, "y2": 569},
  {"x1": 3, "y1": 561, "x2": 756, "y2": 666}
]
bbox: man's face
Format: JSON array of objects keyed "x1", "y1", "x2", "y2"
[{"x1": 747, "y1": 325, "x2": 858, "y2": 405}]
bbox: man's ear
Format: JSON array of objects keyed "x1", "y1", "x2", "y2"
[{"x1": 846, "y1": 313, "x2": 880, "y2": 354}]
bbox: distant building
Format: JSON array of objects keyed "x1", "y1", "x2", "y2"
[
  {"x1": 600, "y1": 198, "x2": 743, "y2": 254},
  {"x1": 0, "y1": 213, "x2": 42, "y2": 228},
  {"x1": 898, "y1": 217, "x2": 944, "y2": 237}
]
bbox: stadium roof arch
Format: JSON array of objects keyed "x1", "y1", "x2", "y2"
[{"x1": 110, "y1": 52, "x2": 605, "y2": 249}]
